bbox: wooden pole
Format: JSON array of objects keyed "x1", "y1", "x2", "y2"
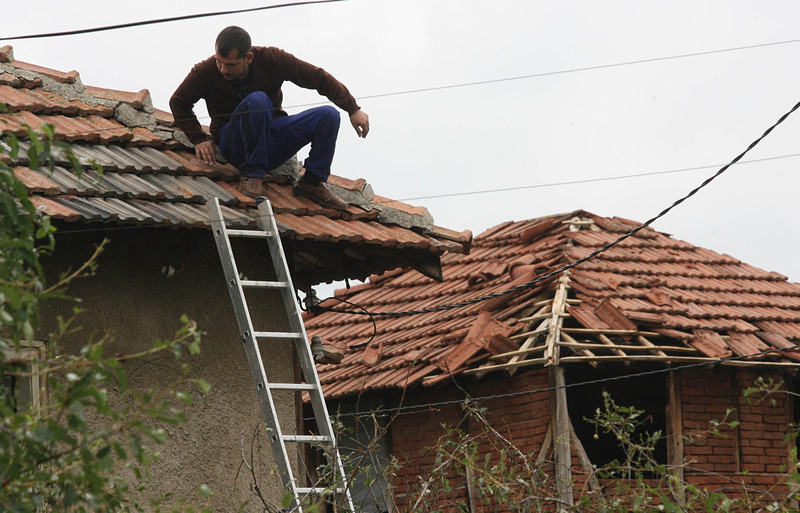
[
  {"x1": 550, "y1": 366, "x2": 574, "y2": 510},
  {"x1": 666, "y1": 371, "x2": 685, "y2": 506}
]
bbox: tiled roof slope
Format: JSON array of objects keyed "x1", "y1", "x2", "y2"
[
  {"x1": 305, "y1": 211, "x2": 800, "y2": 399},
  {"x1": 0, "y1": 46, "x2": 470, "y2": 286}
]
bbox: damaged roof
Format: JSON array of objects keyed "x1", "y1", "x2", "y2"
[
  {"x1": 304, "y1": 211, "x2": 800, "y2": 399},
  {"x1": 0, "y1": 46, "x2": 471, "y2": 287}
]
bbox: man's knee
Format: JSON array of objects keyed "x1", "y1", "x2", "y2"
[
  {"x1": 317, "y1": 105, "x2": 341, "y2": 130},
  {"x1": 243, "y1": 91, "x2": 271, "y2": 111}
]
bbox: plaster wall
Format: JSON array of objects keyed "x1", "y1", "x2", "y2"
[{"x1": 40, "y1": 227, "x2": 299, "y2": 512}]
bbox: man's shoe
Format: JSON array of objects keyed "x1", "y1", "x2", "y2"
[
  {"x1": 293, "y1": 180, "x2": 348, "y2": 211},
  {"x1": 238, "y1": 177, "x2": 266, "y2": 199}
]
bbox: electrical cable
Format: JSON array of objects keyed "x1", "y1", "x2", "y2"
[
  {"x1": 396, "y1": 152, "x2": 800, "y2": 202},
  {"x1": 6, "y1": 40, "x2": 800, "y2": 321},
  {"x1": 282, "y1": 36, "x2": 800, "y2": 109},
  {"x1": 312, "y1": 97, "x2": 800, "y2": 319},
  {"x1": 325, "y1": 342, "x2": 800, "y2": 420},
  {"x1": 0, "y1": 0, "x2": 347, "y2": 42},
  {"x1": 33, "y1": 151, "x2": 800, "y2": 240},
  {"x1": 5, "y1": 33, "x2": 799, "y2": 132},
  {"x1": 319, "y1": 296, "x2": 377, "y2": 350},
  {"x1": 27, "y1": 147, "x2": 800, "y2": 240},
  {"x1": 4, "y1": 29, "x2": 798, "y2": 190}
]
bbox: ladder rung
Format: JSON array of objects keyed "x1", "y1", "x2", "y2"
[
  {"x1": 296, "y1": 487, "x2": 344, "y2": 495},
  {"x1": 240, "y1": 279, "x2": 290, "y2": 289},
  {"x1": 225, "y1": 229, "x2": 275, "y2": 238},
  {"x1": 268, "y1": 383, "x2": 317, "y2": 391},
  {"x1": 254, "y1": 331, "x2": 304, "y2": 340},
  {"x1": 283, "y1": 434, "x2": 332, "y2": 443}
]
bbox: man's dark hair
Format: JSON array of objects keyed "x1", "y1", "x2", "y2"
[{"x1": 216, "y1": 26, "x2": 252, "y2": 58}]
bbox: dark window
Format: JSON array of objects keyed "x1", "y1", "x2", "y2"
[{"x1": 566, "y1": 364, "x2": 667, "y2": 473}]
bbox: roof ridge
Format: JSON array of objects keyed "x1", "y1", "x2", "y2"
[{"x1": 0, "y1": 46, "x2": 188, "y2": 148}]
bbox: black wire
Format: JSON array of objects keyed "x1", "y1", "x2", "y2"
[
  {"x1": 396, "y1": 152, "x2": 800, "y2": 203},
  {"x1": 312, "y1": 97, "x2": 800, "y2": 319},
  {"x1": 0, "y1": 0, "x2": 347, "y2": 42},
  {"x1": 7, "y1": 33, "x2": 800, "y2": 134},
  {"x1": 327, "y1": 342, "x2": 800, "y2": 420},
  {"x1": 312, "y1": 296, "x2": 377, "y2": 350},
  {"x1": 38, "y1": 150, "x2": 800, "y2": 239}
]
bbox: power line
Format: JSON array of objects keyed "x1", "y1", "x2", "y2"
[
  {"x1": 323, "y1": 343, "x2": 800, "y2": 419},
  {"x1": 166, "y1": 29, "x2": 800, "y2": 123},
  {"x1": 0, "y1": 1, "x2": 347, "y2": 42},
  {"x1": 7, "y1": 34, "x2": 800, "y2": 137},
  {"x1": 315, "y1": 97, "x2": 800, "y2": 318},
  {"x1": 45, "y1": 149, "x2": 800, "y2": 240},
  {"x1": 395, "y1": 152, "x2": 800, "y2": 203},
  {"x1": 284, "y1": 36, "x2": 800, "y2": 108},
  {"x1": 166, "y1": 35, "x2": 800, "y2": 117}
]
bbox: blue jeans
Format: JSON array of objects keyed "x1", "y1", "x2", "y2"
[{"x1": 219, "y1": 91, "x2": 340, "y2": 182}]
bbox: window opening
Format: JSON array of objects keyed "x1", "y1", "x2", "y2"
[{"x1": 566, "y1": 363, "x2": 667, "y2": 474}]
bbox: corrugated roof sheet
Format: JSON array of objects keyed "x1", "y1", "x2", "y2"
[
  {"x1": 306, "y1": 212, "x2": 800, "y2": 399},
  {"x1": 0, "y1": 46, "x2": 471, "y2": 286}
]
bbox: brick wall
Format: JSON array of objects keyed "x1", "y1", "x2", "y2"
[
  {"x1": 389, "y1": 369, "x2": 552, "y2": 512},
  {"x1": 681, "y1": 367, "x2": 793, "y2": 505},
  {"x1": 735, "y1": 369, "x2": 790, "y2": 474},
  {"x1": 390, "y1": 387, "x2": 466, "y2": 510},
  {"x1": 682, "y1": 367, "x2": 740, "y2": 474},
  {"x1": 383, "y1": 365, "x2": 795, "y2": 512}
]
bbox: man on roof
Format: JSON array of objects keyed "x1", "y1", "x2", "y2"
[{"x1": 169, "y1": 25, "x2": 369, "y2": 210}]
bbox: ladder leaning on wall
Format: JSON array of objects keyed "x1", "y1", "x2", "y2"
[{"x1": 206, "y1": 196, "x2": 354, "y2": 513}]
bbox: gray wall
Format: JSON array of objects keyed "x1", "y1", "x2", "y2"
[{"x1": 40, "y1": 226, "x2": 300, "y2": 512}]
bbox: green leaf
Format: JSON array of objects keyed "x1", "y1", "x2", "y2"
[
  {"x1": 6, "y1": 133, "x2": 19, "y2": 160},
  {"x1": 97, "y1": 445, "x2": 112, "y2": 458},
  {"x1": 87, "y1": 342, "x2": 103, "y2": 361},
  {"x1": 190, "y1": 378, "x2": 212, "y2": 394},
  {"x1": 27, "y1": 424, "x2": 53, "y2": 444},
  {"x1": 113, "y1": 441, "x2": 127, "y2": 461},
  {"x1": 140, "y1": 426, "x2": 167, "y2": 444}
]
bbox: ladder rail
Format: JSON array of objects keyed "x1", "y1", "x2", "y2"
[
  {"x1": 256, "y1": 201, "x2": 341, "y2": 439},
  {"x1": 256, "y1": 200, "x2": 355, "y2": 510},
  {"x1": 207, "y1": 197, "x2": 355, "y2": 512},
  {"x1": 207, "y1": 198, "x2": 300, "y2": 498}
]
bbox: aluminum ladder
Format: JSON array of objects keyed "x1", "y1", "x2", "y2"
[{"x1": 206, "y1": 196, "x2": 354, "y2": 513}]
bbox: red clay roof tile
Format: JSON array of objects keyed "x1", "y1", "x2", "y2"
[
  {"x1": 308, "y1": 211, "x2": 800, "y2": 399},
  {"x1": 30, "y1": 195, "x2": 81, "y2": 221},
  {"x1": 9, "y1": 60, "x2": 79, "y2": 83},
  {"x1": 82, "y1": 86, "x2": 150, "y2": 109},
  {"x1": 3, "y1": 47, "x2": 468, "y2": 285}
]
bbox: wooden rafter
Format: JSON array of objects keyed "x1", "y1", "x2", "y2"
[
  {"x1": 544, "y1": 273, "x2": 571, "y2": 367},
  {"x1": 504, "y1": 302, "x2": 553, "y2": 375},
  {"x1": 560, "y1": 332, "x2": 598, "y2": 368}
]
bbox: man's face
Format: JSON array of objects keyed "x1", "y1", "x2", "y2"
[{"x1": 215, "y1": 48, "x2": 253, "y2": 80}]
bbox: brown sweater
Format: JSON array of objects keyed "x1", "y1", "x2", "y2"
[{"x1": 169, "y1": 46, "x2": 361, "y2": 145}]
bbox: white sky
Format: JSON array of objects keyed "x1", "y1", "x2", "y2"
[{"x1": 5, "y1": 0, "x2": 800, "y2": 283}]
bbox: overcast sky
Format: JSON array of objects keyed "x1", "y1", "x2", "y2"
[{"x1": 5, "y1": 1, "x2": 800, "y2": 283}]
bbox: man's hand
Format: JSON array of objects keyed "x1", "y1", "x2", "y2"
[
  {"x1": 350, "y1": 110, "x2": 370, "y2": 138},
  {"x1": 195, "y1": 140, "x2": 217, "y2": 164}
]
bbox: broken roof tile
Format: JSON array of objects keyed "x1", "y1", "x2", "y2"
[
  {"x1": 690, "y1": 331, "x2": 732, "y2": 359},
  {"x1": 308, "y1": 210, "x2": 800, "y2": 399}
]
